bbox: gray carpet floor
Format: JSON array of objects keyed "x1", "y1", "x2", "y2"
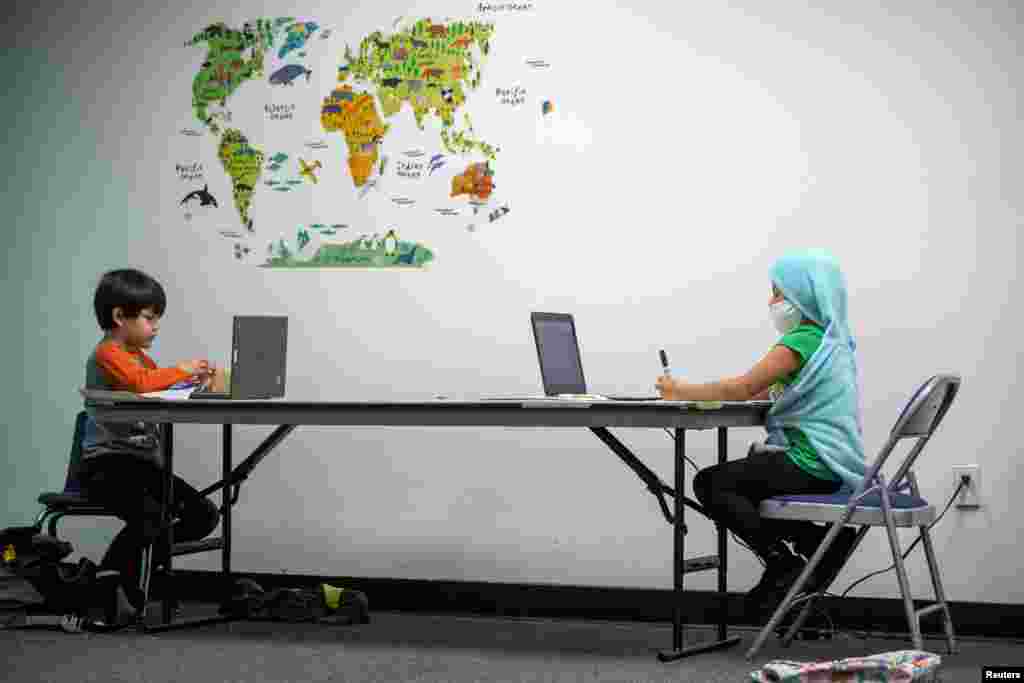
[{"x1": 3, "y1": 607, "x2": 1021, "y2": 682}]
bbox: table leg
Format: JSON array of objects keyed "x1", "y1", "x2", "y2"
[
  {"x1": 657, "y1": 427, "x2": 741, "y2": 661},
  {"x1": 162, "y1": 423, "x2": 175, "y2": 625},
  {"x1": 142, "y1": 422, "x2": 242, "y2": 633},
  {"x1": 138, "y1": 420, "x2": 298, "y2": 635},
  {"x1": 673, "y1": 428, "x2": 686, "y2": 651},
  {"x1": 222, "y1": 424, "x2": 232, "y2": 591},
  {"x1": 717, "y1": 427, "x2": 729, "y2": 642}
]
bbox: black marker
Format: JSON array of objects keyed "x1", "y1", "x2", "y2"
[{"x1": 659, "y1": 349, "x2": 672, "y2": 377}]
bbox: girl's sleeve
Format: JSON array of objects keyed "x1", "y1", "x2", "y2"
[
  {"x1": 777, "y1": 326, "x2": 820, "y2": 368},
  {"x1": 95, "y1": 343, "x2": 192, "y2": 393}
]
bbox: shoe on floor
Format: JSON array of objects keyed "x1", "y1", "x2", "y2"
[
  {"x1": 744, "y1": 550, "x2": 807, "y2": 612},
  {"x1": 801, "y1": 526, "x2": 858, "y2": 596},
  {"x1": 93, "y1": 570, "x2": 137, "y2": 627},
  {"x1": 112, "y1": 586, "x2": 139, "y2": 625}
]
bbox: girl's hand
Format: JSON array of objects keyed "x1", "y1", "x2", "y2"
[{"x1": 655, "y1": 375, "x2": 676, "y2": 400}]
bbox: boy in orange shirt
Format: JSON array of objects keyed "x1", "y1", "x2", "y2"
[{"x1": 79, "y1": 268, "x2": 221, "y2": 613}]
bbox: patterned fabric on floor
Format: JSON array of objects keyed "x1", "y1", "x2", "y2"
[{"x1": 749, "y1": 649, "x2": 941, "y2": 682}]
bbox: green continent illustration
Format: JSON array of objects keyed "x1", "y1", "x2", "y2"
[
  {"x1": 187, "y1": 20, "x2": 276, "y2": 134},
  {"x1": 218, "y1": 129, "x2": 263, "y2": 231},
  {"x1": 324, "y1": 18, "x2": 499, "y2": 189},
  {"x1": 187, "y1": 19, "x2": 286, "y2": 233},
  {"x1": 264, "y1": 229, "x2": 434, "y2": 269}
]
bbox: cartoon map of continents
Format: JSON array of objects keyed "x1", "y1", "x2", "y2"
[{"x1": 186, "y1": 17, "x2": 499, "y2": 268}]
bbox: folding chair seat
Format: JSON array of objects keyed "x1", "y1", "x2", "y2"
[
  {"x1": 761, "y1": 489, "x2": 935, "y2": 528},
  {"x1": 746, "y1": 374, "x2": 961, "y2": 660}
]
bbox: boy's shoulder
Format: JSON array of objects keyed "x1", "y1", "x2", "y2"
[
  {"x1": 93, "y1": 339, "x2": 152, "y2": 364},
  {"x1": 93, "y1": 338, "x2": 120, "y2": 358}
]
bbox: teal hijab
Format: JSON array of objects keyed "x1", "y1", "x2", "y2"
[{"x1": 765, "y1": 249, "x2": 867, "y2": 493}]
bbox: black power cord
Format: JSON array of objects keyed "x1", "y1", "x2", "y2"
[{"x1": 839, "y1": 477, "x2": 966, "y2": 599}]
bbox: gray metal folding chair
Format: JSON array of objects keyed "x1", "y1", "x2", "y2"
[{"x1": 745, "y1": 374, "x2": 961, "y2": 660}]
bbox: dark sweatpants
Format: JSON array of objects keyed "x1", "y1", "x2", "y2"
[
  {"x1": 692, "y1": 447, "x2": 842, "y2": 559},
  {"x1": 79, "y1": 454, "x2": 220, "y2": 601}
]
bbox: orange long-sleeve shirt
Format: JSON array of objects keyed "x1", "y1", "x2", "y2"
[{"x1": 92, "y1": 339, "x2": 192, "y2": 393}]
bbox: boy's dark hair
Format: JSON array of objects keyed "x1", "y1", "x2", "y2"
[{"x1": 93, "y1": 269, "x2": 167, "y2": 330}]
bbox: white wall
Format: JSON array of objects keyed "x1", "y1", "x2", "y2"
[{"x1": 3, "y1": 0, "x2": 1020, "y2": 604}]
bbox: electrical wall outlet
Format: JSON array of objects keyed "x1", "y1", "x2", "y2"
[{"x1": 952, "y1": 465, "x2": 981, "y2": 509}]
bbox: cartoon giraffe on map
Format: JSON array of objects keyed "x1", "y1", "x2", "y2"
[{"x1": 298, "y1": 158, "x2": 322, "y2": 183}]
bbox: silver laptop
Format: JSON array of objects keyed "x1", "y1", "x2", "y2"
[
  {"x1": 190, "y1": 315, "x2": 288, "y2": 399},
  {"x1": 529, "y1": 312, "x2": 660, "y2": 401},
  {"x1": 483, "y1": 313, "x2": 661, "y2": 401}
]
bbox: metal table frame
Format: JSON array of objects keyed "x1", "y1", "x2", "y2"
[{"x1": 89, "y1": 395, "x2": 769, "y2": 661}]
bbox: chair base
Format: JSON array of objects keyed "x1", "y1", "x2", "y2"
[{"x1": 746, "y1": 514, "x2": 958, "y2": 660}]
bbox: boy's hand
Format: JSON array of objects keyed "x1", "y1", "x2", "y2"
[
  {"x1": 655, "y1": 375, "x2": 677, "y2": 400},
  {"x1": 177, "y1": 359, "x2": 211, "y2": 377},
  {"x1": 206, "y1": 365, "x2": 228, "y2": 392},
  {"x1": 197, "y1": 362, "x2": 215, "y2": 383}
]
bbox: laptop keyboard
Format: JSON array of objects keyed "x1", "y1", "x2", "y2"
[
  {"x1": 605, "y1": 396, "x2": 662, "y2": 401},
  {"x1": 188, "y1": 386, "x2": 230, "y2": 399}
]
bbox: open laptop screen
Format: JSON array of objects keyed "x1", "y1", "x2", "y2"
[{"x1": 531, "y1": 312, "x2": 586, "y2": 395}]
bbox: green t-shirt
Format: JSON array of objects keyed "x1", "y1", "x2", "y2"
[{"x1": 769, "y1": 323, "x2": 840, "y2": 482}]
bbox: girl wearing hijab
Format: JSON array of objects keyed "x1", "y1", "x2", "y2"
[{"x1": 655, "y1": 248, "x2": 866, "y2": 613}]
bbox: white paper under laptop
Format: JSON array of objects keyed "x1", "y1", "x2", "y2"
[{"x1": 141, "y1": 384, "x2": 200, "y2": 400}]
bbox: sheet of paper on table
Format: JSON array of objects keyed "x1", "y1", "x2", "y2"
[{"x1": 139, "y1": 387, "x2": 199, "y2": 401}]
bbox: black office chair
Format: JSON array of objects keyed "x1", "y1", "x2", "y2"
[
  {"x1": 35, "y1": 411, "x2": 122, "y2": 537},
  {"x1": 35, "y1": 411, "x2": 224, "y2": 616}
]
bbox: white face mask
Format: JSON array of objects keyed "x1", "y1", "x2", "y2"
[{"x1": 770, "y1": 299, "x2": 802, "y2": 334}]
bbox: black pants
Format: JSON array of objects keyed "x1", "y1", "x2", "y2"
[
  {"x1": 692, "y1": 447, "x2": 842, "y2": 559},
  {"x1": 79, "y1": 454, "x2": 220, "y2": 596}
]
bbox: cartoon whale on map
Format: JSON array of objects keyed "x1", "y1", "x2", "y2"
[
  {"x1": 269, "y1": 64, "x2": 312, "y2": 85},
  {"x1": 180, "y1": 184, "x2": 218, "y2": 208}
]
